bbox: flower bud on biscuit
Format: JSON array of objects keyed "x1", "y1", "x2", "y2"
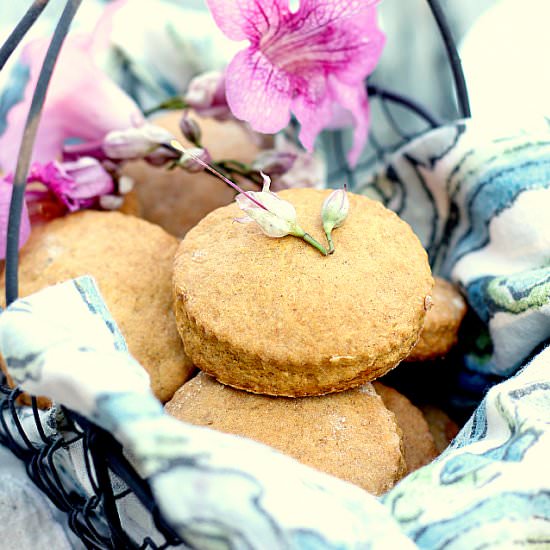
[{"x1": 321, "y1": 187, "x2": 349, "y2": 254}]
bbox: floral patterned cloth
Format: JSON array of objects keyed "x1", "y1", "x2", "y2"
[
  {"x1": 355, "y1": 121, "x2": 550, "y2": 410},
  {"x1": 0, "y1": 120, "x2": 549, "y2": 548}
]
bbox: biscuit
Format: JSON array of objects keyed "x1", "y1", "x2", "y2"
[
  {"x1": 406, "y1": 277, "x2": 466, "y2": 361},
  {"x1": 165, "y1": 372, "x2": 406, "y2": 495},
  {"x1": 3, "y1": 210, "x2": 194, "y2": 403},
  {"x1": 123, "y1": 110, "x2": 261, "y2": 237},
  {"x1": 373, "y1": 382, "x2": 437, "y2": 473},
  {"x1": 117, "y1": 188, "x2": 141, "y2": 217},
  {"x1": 420, "y1": 404, "x2": 460, "y2": 453},
  {"x1": 173, "y1": 188, "x2": 433, "y2": 397}
]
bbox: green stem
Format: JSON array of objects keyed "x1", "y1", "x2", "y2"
[
  {"x1": 144, "y1": 96, "x2": 188, "y2": 117},
  {"x1": 325, "y1": 230, "x2": 335, "y2": 254},
  {"x1": 301, "y1": 232, "x2": 328, "y2": 256}
]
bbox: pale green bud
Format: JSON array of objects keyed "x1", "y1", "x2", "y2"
[{"x1": 321, "y1": 188, "x2": 349, "y2": 254}]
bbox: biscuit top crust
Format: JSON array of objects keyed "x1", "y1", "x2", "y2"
[{"x1": 174, "y1": 189, "x2": 433, "y2": 367}]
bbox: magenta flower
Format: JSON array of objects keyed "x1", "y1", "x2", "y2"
[
  {"x1": 205, "y1": 0, "x2": 385, "y2": 166},
  {"x1": 26, "y1": 158, "x2": 114, "y2": 212},
  {"x1": 0, "y1": 0, "x2": 143, "y2": 173},
  {"x1": 0, "y1": 158, "x2": 114, "y2": 259}
]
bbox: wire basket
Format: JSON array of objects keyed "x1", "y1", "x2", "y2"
[{"x1": 0, "y1": 1, "x2": 470, "y2": 548}]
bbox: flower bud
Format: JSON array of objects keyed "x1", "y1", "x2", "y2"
[
  {"x1": 103, "y1": 124, "x2": 175, "y2": 159},
  {"x1": 184, "y1": 71, "x2": 231, "y2": 121},
  {"x1": 234, "y1": 173, "x2": 328, "y2": 255},
  {"x1": 179, "y1": 115, "x2": 202, "y2": 145},
  {"x1": 251, "y1": 150, "x2": 296, "y2": 176},
  {"x1": 321, "y1": 187, "x2": 349, "y2": 254},
  {"x1": 322, "y1": 188, "x2": 349, "y2": 231},
  {"x1": 178, "y1": 147, "x2": 212, "y2": 173}
]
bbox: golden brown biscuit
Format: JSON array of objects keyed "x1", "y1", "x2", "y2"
[
  {"x1": 173, "y1": 188, "x2": 433, "y2": 397},
  {"x1": 123, "y1": 111, "x2": 261, "y2": 237},
  {"x1": 3, "y1": 211, "x2": 194, "y2": 402},
  {"x1": 420, "y1": 404, "x2": 460, "y2": 453},
  {"x1": 117, "y1": 188, "x2": 141, "y2": 217},
  {"x1": 373, "y1": 382, "x2": 437, "y2": 473},
  {"x1": 166, "y1": 372, "x2": 406, "y2": 495},
  {"x1": 406, "y1": 277, "x2": 467, "y2": 362}
]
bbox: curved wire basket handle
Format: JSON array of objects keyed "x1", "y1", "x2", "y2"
[
  {"x1": 426, "y1": 0, "x2": 471, "y2": 118},
  {"x1": 4, "y1": 0, "x2": 83, "y2": 306}
]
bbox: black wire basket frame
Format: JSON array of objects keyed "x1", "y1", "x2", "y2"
[{"x1": 0, "y1": 1, "x2": 470, "y2": 548}]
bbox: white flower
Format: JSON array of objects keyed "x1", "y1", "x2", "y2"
[{"x1": 235, "y1": 173, "x2": 303, "y2": 238}]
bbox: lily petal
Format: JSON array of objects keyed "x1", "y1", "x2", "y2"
[
  {"x1": 330, "y1": 78, "x2": 370, "y2": 167},
  {"x1": 0, "y1": 8, "x2": 142, "y2": 173},
  {"x1": 207, "y1": 0, "x2": 385, "y2": 167},
  {"x1": 291, "y1": 77, "x2": 334, "y2": 152},
  {"x1": 225, "y1": 49, "x2": 292, "y2": 134},
  {"x1": 206, "y1": 0, "x2": 290, "y2": 41}
]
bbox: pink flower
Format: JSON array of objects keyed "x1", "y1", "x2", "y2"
[
  {"x1": 184, "y1": 71, "x2": 232, "y2": 121},
  {"x1": 0, "y1": 0, "x2": 143, "y2": 173},
  {"x1": 0, "y1": 157, "x2": 115, "y2": 259},
  {"x1": 26, "y1": 158, "x2": 114, "y2": 212},
  {"x1": 205, "y1": 0, "x2": 385, "y2": 166}
]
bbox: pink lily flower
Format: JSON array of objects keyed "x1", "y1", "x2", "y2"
[
  {"x1": 0, "y1": 157, "x2": 114, "y2": 259},
  {"x1": 25, "y1": 157, "x2": 114, "y2": 213},
  {"x1": 205, "y1": 0, "x2": 385, "y2": 166},
  {"x1": 0, "y1": 0, "x2": 143, "y2": 173}
]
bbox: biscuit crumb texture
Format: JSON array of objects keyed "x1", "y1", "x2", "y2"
[
  {"x1": 5, "y1": 211, "x2": 194, "y2": 402},
  {"x1": 406, "y1": 276, "x2": 467, "y2": 361},
  {"x1": 166, "y1": 372, "x2": 406, "y2": 495},
  {"x1": 174, "y1": 189, "x2": 433, "y2": 396}
]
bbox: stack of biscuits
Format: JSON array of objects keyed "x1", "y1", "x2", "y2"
[
  {"x1": 3, "y1": 119, "x2": 467, "y2": 494},
  {"x1": 166, "y1": 188, "x2": 465, "y2": 494}
]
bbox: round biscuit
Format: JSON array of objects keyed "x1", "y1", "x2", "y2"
[
  {"x1": 407, "y1": 277, "x2": 467, "y2": 362},
  {"x1": 374, "y1": 382, "x2": 438, "y2": 473},
  {"x1": 5, "y1": 210, "x2": 194, "y2": 402},
  {"x1": 173, "y1": 188, "x2": 433, "y2": 396},
  {"x1": 166, "y1": 372, "x2": 406, "y2": 495}
]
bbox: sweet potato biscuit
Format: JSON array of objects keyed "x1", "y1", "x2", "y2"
[
  {"x1": 173, "y1": 188, "x2": 433, "y2": 397},
  {"x1": 4, "y1": 210, "x2": 194, "y2": 402},
  {"x1": 166, "y1": 372, "x2": 406, "y2": 495},
  {"x1": 420, "y1": 404, "x2": 460, "y2": 453},
  {"x1": 123, "y1": 110, "x2": 261, "y2": 237},
  {"x1": 373, "y1": 382, "x2": 437, "y2": 473},
  {"x1": 406, "y1": 277, "x2": 467, "y2": 362}
]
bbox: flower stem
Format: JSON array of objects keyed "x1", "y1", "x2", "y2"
[
  {"x1": 325, "y1": 230, "x2": 335, "y2": 254},
  {"x1": 144, "y1": 96, "x2": 188, "y2": 117},
  {"x1": 167, "y1": 140, "x2": 268, "y2": 211},
  {"x1": 301, "y1": 233, "x2": 328, "y2": 256}
]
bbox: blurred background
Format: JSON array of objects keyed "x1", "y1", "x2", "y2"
[{"x1": 2, "y1": 0, "x2": 549, "y2": 175}]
